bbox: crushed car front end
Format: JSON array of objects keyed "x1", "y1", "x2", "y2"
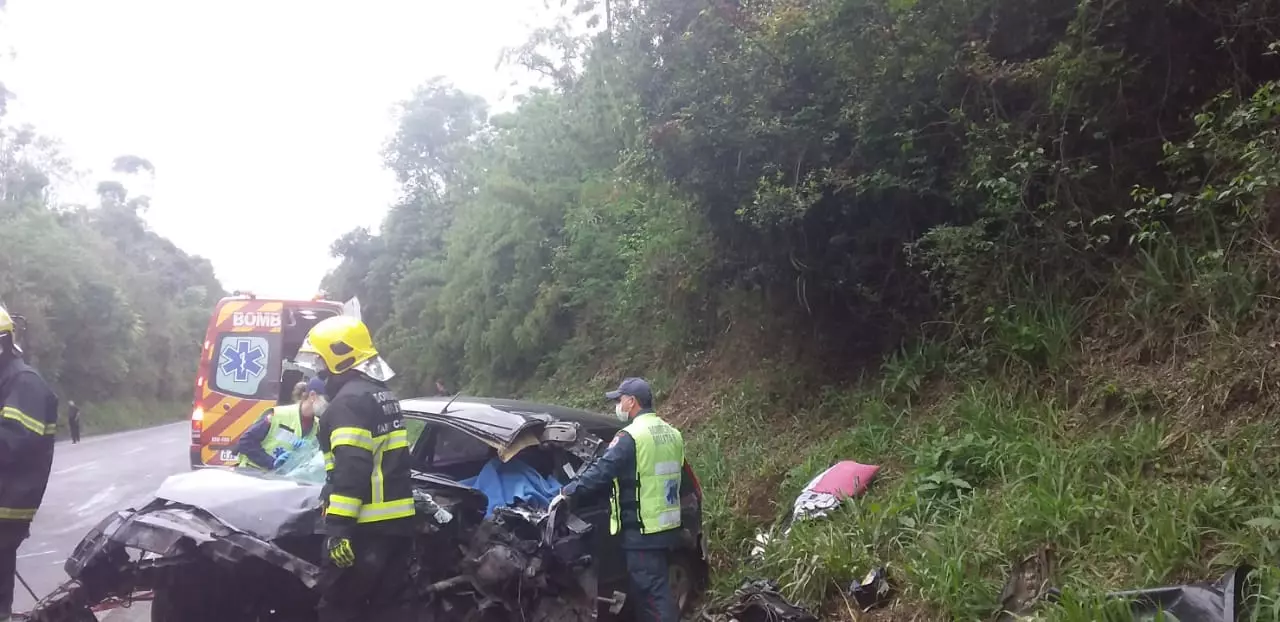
[
  {"x1": 28, "y1": 496, "x2": 325, "y2": 622},
  {"x1": 26, "y1": 416, "x2": 615, "y2": 622}
]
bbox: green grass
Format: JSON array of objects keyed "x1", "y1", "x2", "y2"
[
  {"x1": 56, "y1": 398, "x2": 189, "y2": 440},
  {"x1": 686, "y1": 381, "x2": 1280, "y2": 619}
]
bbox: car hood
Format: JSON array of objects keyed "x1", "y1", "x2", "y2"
[{"x1": 154, "y1": 468, "x2": 322, "y2": 540}]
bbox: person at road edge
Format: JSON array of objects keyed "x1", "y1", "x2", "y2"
[
  {"x1": 560, "y1": 377, "x2": 685, "y2": 622},
  {"x1": 66, "y1": 400, "x2": 81, "y2": 444},
  {"x1": 235, "y1": 376, "x2": 326, "y2": 471},
  {"x1": 0, "y1": 306, "x2": 58, "y2": 622},
  {"x1": 296, "y1": 316, "x2": 415, "y2": 622}
]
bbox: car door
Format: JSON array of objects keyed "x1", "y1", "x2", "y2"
[
  {"x1": 567, "y1": 425, "x2": 629, "y2": 600},
  {"x1": 409, "y1": 419, "x2": 498, "y2": 480}
]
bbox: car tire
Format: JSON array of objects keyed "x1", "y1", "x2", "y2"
[
  {"x1": 56, "y1": 607, "x2": 97, "y2": 622},
  {"x1": 151, "y1": 585, "x2": 201, "y2": 622},
  {"x1": 150, "y1": 562, "x2": 238, "y2": 622},
  {"x1": 668, "y1": 551, "x2": 705, "y2": 614}
]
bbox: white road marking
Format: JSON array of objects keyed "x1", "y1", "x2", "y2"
[
  {"x1": 17, "y1": 550, "x2": 55, "y2": 560},
  {"x1": 72, "y1": 485, "x2": 117, "y2": 515},
  {"x1": 53, "y1": 461, "x2": 98, "y2": 476}
]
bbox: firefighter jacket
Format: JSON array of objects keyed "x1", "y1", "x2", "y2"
[
  {"x1": 317, "y1": 374, "x2": 415, "y2": 537},
  {"x1": 0, "y1": 357, "x2": 57, "y2": 523}
]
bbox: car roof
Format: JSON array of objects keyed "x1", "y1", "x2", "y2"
[{"x1": 399, "y1": 395, "x2": 622, "y2": 437}]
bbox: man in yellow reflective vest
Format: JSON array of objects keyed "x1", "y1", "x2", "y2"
[
  {"x1": 562, "y1": 377, "x2": 684, "y2": 622},
  {"x1": 235, "y1": 377, "x2": 325, "y2": 471},
  {"x1": 296, "y1": 316, "x2": 415, "y2": 622},
  {"x1": 0, "y1": 306, "x2": 57, "y2": 622}
]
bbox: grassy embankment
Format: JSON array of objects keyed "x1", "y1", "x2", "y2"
[
  {"x1": 54, "y1": 398, "x2": 188, "y2": 441},
  {"x1": 537, "y1": 332, "x2": 1280, "y2": 620},
  {"x1": 690, "y1": 379, "x2": 1280, "y2": 620}
]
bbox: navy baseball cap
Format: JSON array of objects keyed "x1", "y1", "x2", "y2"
[
  {"x1": 605, "y1": 377, "x2": 652, "y2": 404},
  {"x1": 306, "y1": 377, "x2": 326, "y2": 394}
]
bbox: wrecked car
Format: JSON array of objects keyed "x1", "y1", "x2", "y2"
[{"x1": 25, "y1": 397, "x2": 709, "y2": 621}]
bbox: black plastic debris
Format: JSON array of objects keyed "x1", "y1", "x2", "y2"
[
  {"x1": 701, "y1": 579, "x2": 819, "y2": 622},
  {"x1": 848, "y1": 566, "x2": 893, "y2": 611},
  {"x1": 996, "y1": 559, "x2": 1254, "y2": 622},
  {"x1": 1106, "y1": 565, "x2": 1253, "y2": 622}
]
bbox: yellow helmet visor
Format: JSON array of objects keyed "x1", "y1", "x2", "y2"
[
  {"x1": 354, "y1": 356, "x2": 396, "y2": 382},
  {"x1": 294, "y1": 338, "x2": 325, "y2": 374}
]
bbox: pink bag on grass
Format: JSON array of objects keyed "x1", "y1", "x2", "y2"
[{"x1": 792, "y1": 460, "x2": 881, "y2": 522}]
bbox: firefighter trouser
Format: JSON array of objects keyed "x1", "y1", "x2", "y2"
[
  {"x1": 0, "y1": 522, "x2": 30, "y2": 621},
  {"x1": 625, "y1": 548, "x2": 680, "y2": 622},
  {"x1": 317, "y1": 534, "x2": 413, "y2": 622}
]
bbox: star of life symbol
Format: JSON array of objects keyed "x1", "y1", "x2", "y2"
[{"x1": 220, "y1": 338, "x2": 266, "y2": 383}]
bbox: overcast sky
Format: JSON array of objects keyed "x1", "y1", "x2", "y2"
[{"x1": 1, "y1": 0, "x2": 550, "y2": 299}]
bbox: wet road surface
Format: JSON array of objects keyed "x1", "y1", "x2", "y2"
[{"x1": 14, "y1": 422, "x2": 188, "y2": 620}]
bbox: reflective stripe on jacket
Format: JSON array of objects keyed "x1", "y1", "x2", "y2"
[
  {"x1": 0, "y1": 358, "x2": 58, "y2": 524},
  {"x1": 317, "y1": 375, "x2": 415, "y2": 536}
]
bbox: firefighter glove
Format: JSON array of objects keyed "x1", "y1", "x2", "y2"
[{"x1": 326, "y1": 536, "x2": 355, "y2": 568}]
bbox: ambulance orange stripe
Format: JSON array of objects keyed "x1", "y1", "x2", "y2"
[
  {"x1": 215, "y1": 301, "x2": 248, "y2": 327},
  {"x1": 201, "y1": 401, "x2": 273, "y2": 464},
  {"x1": 217, "y1": 299, "x2": 261, "y2": 327},
  {"x1": 203, "y1": 396, "x2": 261, "y2": 442},
  {"x1": 217, "y1": 300, "x2": 261, "y2": 330},
  {"x1": 220, "y1": 301, "x2": 285, "y2": 334},
  {"x1": 218, "y1": 402, "x2": 271, "y2": 448}
]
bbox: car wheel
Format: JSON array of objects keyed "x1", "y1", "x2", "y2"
[
  {"x1": 668, "y1": 552, "x2": 704, "y2": 614},
  {"x1": 151, "y1": 585, "x2": 201, "y2": 622},
  {"x1": 55, "y1": 607, "x2": 97, "y2": 622},
  {"x1": 150, "y1": 562, "x2": 242, "y2": 622}
]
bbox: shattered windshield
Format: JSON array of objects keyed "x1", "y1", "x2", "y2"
[
  {"x1": 275, "y1": 437, "x2": 326, "y2": 484},
  {"x1": 273, "y1": 418, "x2": 428, "y2": 485}
]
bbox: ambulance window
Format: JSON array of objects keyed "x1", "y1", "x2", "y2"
[{"x1": 212, "y1": 333, "x2": 277, "y2": 399}]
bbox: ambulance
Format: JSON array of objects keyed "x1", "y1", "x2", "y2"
[{"x1": 188, "y1": 293, "x2": 357, "y2": 468}]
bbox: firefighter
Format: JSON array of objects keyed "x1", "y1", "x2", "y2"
[
  {"x1": 561, "y1": 377, "x2": 684, "y2": 622},
  {"x1": 0, "y1": 306, "x2": 57, "y2": 622},
  {"x1": 295, "y1": 316, "x2": 415, "y2": 622},
  {"x1": 235, "y1": 377, "x2": 326, "y2": 471}
]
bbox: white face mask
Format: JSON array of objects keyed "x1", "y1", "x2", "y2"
[
  {"x1": 614, "y1": 400, "x2": 628, "y2": 422},
  {"x1": 311, "y1": 396, "x2": 329, "y2": 418}
]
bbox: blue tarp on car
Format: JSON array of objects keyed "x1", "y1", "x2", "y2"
[{"x1": 460, "y1": 457, "x2": 564, "y2": 517}]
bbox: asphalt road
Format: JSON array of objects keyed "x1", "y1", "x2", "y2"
[{"x1": 13, "y1": 421, "x2": 189, "y2": 621}]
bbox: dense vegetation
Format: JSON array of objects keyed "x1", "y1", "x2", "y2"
[
  {"x1": 326, "y1": 0, "x2": 1280, "y2": 396},
  {"x1": 323, "y1": 0, "x2": 1280, "y2": 617},
  {"x1": 0, "y1": 95, "x2": 224, "y2": 433}
]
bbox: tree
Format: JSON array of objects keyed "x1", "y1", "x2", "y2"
[
  {"x1": 325, "y1": 0, "x2": 1280, "y2": 393},
  {"x1": 0, "y1": 127, "x2": 224, "y2": 402}
]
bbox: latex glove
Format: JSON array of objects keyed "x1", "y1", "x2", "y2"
[
  {"x1": 326, "y1": 536, "x2": 355, "y2": 568},
  {"x1": 272, "y1": 451, "x2": 292, "y2": 470},
  {"x1": 291, "y1": 438, "x2": 306, "y2": 450}
]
